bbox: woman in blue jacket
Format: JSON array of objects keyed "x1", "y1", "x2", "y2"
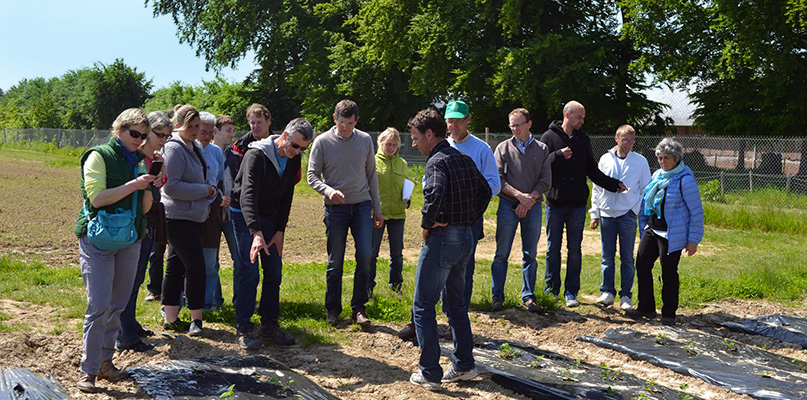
[{"x1": 631, "y1": 138, "x2": 704, "y2": 325}]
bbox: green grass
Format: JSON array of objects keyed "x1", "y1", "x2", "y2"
[{"x1": 0, "y1": 141, "x2": 82, "y2": 167}]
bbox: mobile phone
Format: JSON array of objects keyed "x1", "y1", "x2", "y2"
[{"x1": 148, "y1": 160, "x2": 163, "y2": 176}]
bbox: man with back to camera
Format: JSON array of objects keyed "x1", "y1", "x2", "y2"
[
  {"x1": 307, "y1": 99, "x2": 383, "y2": 327},
  {"x1": 490, "y1": 108, "x2": 552, "y2": 313},
  {"x1": 589, "y1": 124, "x2": 651, "y2": 310},
  {"x1": 540, "y1": 100, "x2": 626, "y2": 307},
  {"x1": 230, "y1": 118, "x2": 313, "y2": 349},
  {"x1": 407, "y1": 109, "x2": 491, "y2": 391}
]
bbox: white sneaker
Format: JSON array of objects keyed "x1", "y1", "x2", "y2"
[
  {"x1": 565, "y1": 295, "x2": 579, "y2": 307},
  {"x1": 410, "y1": 371, "x2": 441, "y2": 391},
  {"x1": 620, "y1": 296, "x2": 634, "y2": 310},
  {"x1": 442, "y1": 365, "x2": 480, "y2": 382},
  {"x1": 596, "y1": 292, "x2": 615, "y2": 306}
]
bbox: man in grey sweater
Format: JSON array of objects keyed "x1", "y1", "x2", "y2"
[{"x1": 307, "y1": 100, "x2": 383, "y2": 327}]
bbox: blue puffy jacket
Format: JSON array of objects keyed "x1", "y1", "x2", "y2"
[{"x1": 638, "y1": 165, "x2": 704, "y2": 254}]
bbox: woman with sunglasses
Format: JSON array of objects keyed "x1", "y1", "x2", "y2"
[
  {"x1": 116, "y1": 111, "x2": 171, "y2": 353},
  {"x1": 74, "y1": 108, "x2": 159, "y2": 393},
  {"x1": 161, "y1": 105, "x2": 216, "y2": 337}
]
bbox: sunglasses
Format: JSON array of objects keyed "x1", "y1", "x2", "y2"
[
  {"x1": 153, "y1": 131, "x2": 172, "y2": 139},
  {"x1": 127, "y1": 128, "x2": 149, "y2": 140},
  {"x1": 290, "y1": 142, "x2": 308, "y2": 151}
]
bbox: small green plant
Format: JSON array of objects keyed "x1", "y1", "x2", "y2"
[
  {"x1": 631, "y1": 392, "x2": 650, "y2": 400},
  {"x1": 558, "y1": 366, "x2": 577, "y2": 381},
  {"x1": 761, "y1": 370, "x2": 774, "y2": 378},
  {"x1": 655, "y1": 332, "x2": 669, "y2": 345},
  {"x1": 220, "y1": 384, "x2": 236, "y2": 399},
  {"x1": 574, "y1": 358, "x2": 582, "y2": 367},
  {"x1": 701, "y1": 179, "x2": 726, "y2": 203},
  {"x1": 684, "y1": 342, "x2": 697, "y2": 355},
  {"x1": 497, "y1": 343, "x2": 520, "y2": 359},
  {"x1": 722, "y1": 338, "x2": 737, "y2": 352},
  {"x1": 643, "y1": 378, "x2": 656, "y2": 392},
  {"x1": 605, "y1": 386, "x2": 617, "y2": 396},
  {"x1": 530, "y1": 355, "x2": 544, "y2": 369}
]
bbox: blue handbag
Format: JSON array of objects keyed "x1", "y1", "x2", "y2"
[{"x1": 84, "y1": 182, "x2": 139, "y2": 251}]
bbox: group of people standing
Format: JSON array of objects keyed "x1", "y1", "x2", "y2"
[{"x1": 73, "y1": 97, "x2": 703, "y2": 393}]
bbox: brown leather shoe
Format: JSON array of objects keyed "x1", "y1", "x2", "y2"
[
  {"x1": 98, "y1": 359, "x2": 129, "y2": 382},
  {"x1": 77, "y1": 373, "x2": 98, "y2": 393},
  {"x1": 396, "y1": 323, "x2": 416, "y2": 340},
  {"x1": 352, "y1": 311, "x2": 371, "y2": 326}
]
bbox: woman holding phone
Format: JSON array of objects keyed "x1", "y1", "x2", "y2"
[
  {"x1": 161, "y1": 105, "x2": 216, "y2": 336},
  {"x1": 75, "y1": 108, "x2": 158, "y2": 393}
]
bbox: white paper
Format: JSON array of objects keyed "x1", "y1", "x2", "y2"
[{"x1": 402, "y1": 178, "x2": 415, "y2": 200}]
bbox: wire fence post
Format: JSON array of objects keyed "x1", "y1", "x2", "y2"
[{"x1": 720, "y1": 170, "x2": 725, "y2": 197}]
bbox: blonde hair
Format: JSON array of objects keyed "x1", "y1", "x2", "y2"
[
  {"x1": 172, "y1": 105, "x2": 200, "y2": 131},
  {"x1": 616, "y1": 124, "x2": 636, "y2": 137},
  {"x1": 111, "y1": 108, "x2": 149, "y2": 137},
  {"x1": 377, "y1": 127, "x2": 400, "y2": 147}
]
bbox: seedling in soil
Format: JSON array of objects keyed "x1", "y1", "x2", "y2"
[
  {"x1": 497, "y1": 343, "x2": 520, "y2": 359},
  {"x1": 220, "y1": 384, "x2": 236, "y2": 399},
  {"x1": 722, "y1": 338, "x2": 738, "y2": 352},
  {"x1": 643, "y1": 378, "x2": 656, "y2": 392},
  {"x1": 760, "y1": 370, "x2": 774, "y2": 378},
  {"x1": 655, "y1": 332, "x2": 669, "y2": 345},
  {"x1": 600, "y1": 367, "x2": 621, "y2": 382},
  {"x1": 632, "y1": 392, "x2": 650, "y2": 400},
  {"x1": 684, "y1": 342, "x2": 697, "y2": 355},
  {"x1": 574, "y1": 358, "x2": 582, "y2": 367},
  {"x1": 677, "y1": 392, "x2": 694, "y2": 400},
  {"x1": 558, "y1": 366, "x2": 578, "y2": 382},
  {"x1": 530, "y1": 355, "x2": 544, "y2": 369},
  {"x1": 605, "y1": 386, "x2": 617, "y2": 396}
]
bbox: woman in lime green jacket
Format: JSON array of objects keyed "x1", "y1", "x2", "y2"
[{"x1": 370, "y1": 128, "x2": 410, "y2": 294}]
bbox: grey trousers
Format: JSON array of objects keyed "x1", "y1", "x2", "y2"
[{"x1": 78, "y1": 236, "x2": 140, "y2": 375}]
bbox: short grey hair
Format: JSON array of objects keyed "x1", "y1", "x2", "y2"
[
  {"x1": 199, "y1": 111, "x2": 217, "y2": 126},
  {"x1": 147, "y1": 111, "x2": 172, "y2": 132},
  {"x1": 655, "y1": 138, "x2": 683, "y2": 162},
  {"x1": 285, "y1": 117, "x2": 314, "y2": 141}
]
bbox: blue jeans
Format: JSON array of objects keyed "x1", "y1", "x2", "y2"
[
  {"x1": 117, "y1": 229, "x2": 153, "y2": 349},
  {"x1": 203, "y1": 247, "x2": 224, "y2": 309},
  {"x1": 221, "y1": 215, "x2": 242, "y2": 304},
  {"x1": 599, "y1": 211, "x2": 637, "y2": 298},
  {"x1": 370, "y1": 218, "x2": 405, "y2": 288},
  {"x1": 441, "y1": 216, "x2": 483, "y2": 316},
  {"x1": 146, "y1": 242, "x2": 165, "y2": 295},
  {"x1": 544, "y1": 205, "x2": 586, "y2": 298},
  {"x1": 413, "y1": 225, "x2": 476, "y2": 383},
  {"x1": 231, "y1": 211, "x2": 283, "y2": 329},
  {"x1": 491, "y1": 198, "x2": 542, "y2": 302},
  {"x1": 324, "y1": 201, "x2": 373, "y2": 315}
]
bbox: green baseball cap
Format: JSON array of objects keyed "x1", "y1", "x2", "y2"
[{"x1": 444, "y1": 100, "x2": 469, "y2": 119}]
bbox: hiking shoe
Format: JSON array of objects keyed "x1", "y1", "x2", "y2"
[
  {"x1": 257, "y1": 321, "x2": 296, "y2": 346},
  {"x1": 237, "y1": 327, "x2": 262, "y2": 350},
  {"x1": 410, "y1": 370, "x2": 441, "y2": 391},
  {"x1": 596, "y1": 292, "x2": 615, "y2": 306},
  {"x1": 188, "y1": 319, "x2": 203, "y2": 336},
  {"x1": 521, "y1": 298, "x2": 543, "y2": 313},
  {"x1": 396, "y1": 323, "x2": 416, "y2": 341},
  {"x1": 77, "y1": 373, "x2": 98, "y2": 393},
  {"x1": 326, "y1": 312, "x2": 340, "y2": 326},
  {"x1": 490, "y1": 298, "x2": 504, "y2": 312},
  {"x1": 661, "y1": 316, "x2": 676, "y2": 326},
  {"x1": 163, "y1": 318, "x2": 190, "y2": 332},
  {"x1": 442, "y1": 365, "x2": 480, "y2": 382},
  {"x1": 565, "y1": 294, "x2": 580, "y2": 307},
  {"x1": 98, "y1": 359, "x2": 128, "y2": 382},
  {"x1": 625, "y1": 309, "x2": 658, "y2": 320},
  {"x1": 116, "y1": 341, "x2": 153, "y2": 353},
  {"x1": 352, "y1": 311, "x2": 372, "y2": 326},
  {"x1": 144, "y1": 291, "x2": 159, "y2": 302},
  {"x1": 620, "y1": 296, "x2": 634, "y2": 310},
  {"x1": 137, "y1": 327, "x2": 154, "y2": 337}
]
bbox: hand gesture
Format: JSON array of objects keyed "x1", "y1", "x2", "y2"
[{"x1": 329, "y1": 189, "x2": 345, "y2": 204}]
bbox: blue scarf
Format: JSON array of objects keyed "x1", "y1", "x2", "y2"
[
  {"x1": 116, "y1": 138, "x2": 138, "y2": 172},
  {"x1": 643, "y1": 161, "x2": 687, "y2": 218}
]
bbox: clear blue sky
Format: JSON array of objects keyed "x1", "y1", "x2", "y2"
[{"x1": 0, "y1": 0, "x2": 256, "y2": 93}]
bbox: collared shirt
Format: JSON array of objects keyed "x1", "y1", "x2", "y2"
[
  {"x1": 421, "y1": 140, "x2": 491, "y2": 229},
  {"x1": 513, "y1": 136, "x2": 534, "y2": 154}
]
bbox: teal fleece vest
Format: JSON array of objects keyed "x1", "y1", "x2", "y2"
[{"x1": 74, "y1": 137, "x2": 147, "y2": 241}]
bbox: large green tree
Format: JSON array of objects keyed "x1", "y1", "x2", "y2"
[{"x1": 144, "y1": 78, "x2": 254, "y2": 130}]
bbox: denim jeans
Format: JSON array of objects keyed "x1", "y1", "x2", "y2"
[
  {"x1": 413, "y1": 225, "x2": 476, "y2": 383},
  {"x1": 221, "y1": 215, "x2": 242, "y2": 304},
  {"x1": 544, "y1": 205, "x2": 586, "y2": 298},
  {"x1": 370, "y1": 218, "x2": 405, "y2": 288},
  {"x1": 491, "y1": 198, "x2": 542, "y2": 302},
  {"x1": 324, "y1": 201, "x2": 373, "y2": 315},
  {"x1": 117, "y1": 229, "x2": 153, "y2": 349},
  {"x1": 146, "y1": 242, "x2": 165, "y2": 295},
  {"x1": 203, "y1": 247, "x2": 224, "y2": 309},
  {"x1": 441, "y1": 216, "x2": 483, "y2": 317},
  {"x1": 231, "y1": 211, "x2": 283, "y2": 329},
  {"x1": 599, "y1": 211, "x2": 637, "y2": 298}
]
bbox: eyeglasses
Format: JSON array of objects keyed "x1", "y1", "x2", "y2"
[
  {"x1": 153, "y1": 132, "x2": 172, "y2": 139},
  {"x1": 127, "y1": 128, "x2": 149, "y2": 140},
  {"x1": 508, "y1": 122, "x2": 527, "y2": 129},
  {"x1": 290, "y1": 142, "x2": 308, "y2": 151}
]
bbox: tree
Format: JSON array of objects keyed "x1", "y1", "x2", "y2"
[
  {"x1": 88, "y1": 59, "x2": 152, "y2": 129},
  {"x1": 145, "y1": 78, "x2": 254, "y2": 130}
]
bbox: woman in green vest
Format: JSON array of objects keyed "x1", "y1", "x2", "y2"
[{"x1": 74, "y1": 108, "x2": 160, "y2": 393}]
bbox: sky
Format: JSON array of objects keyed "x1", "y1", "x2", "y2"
[{"x1": 0, "y1": 0, "x2": 257, "y2": 93}]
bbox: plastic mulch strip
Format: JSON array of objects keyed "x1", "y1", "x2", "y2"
[
  {"x1": 441, "y1": 340, "x2": 703, "y2": 399},
  {"x1": 128, "y1": 355, "x2": 339, "y2": 400},
  {"x1": 722, "y1": 314, "x2": 807, "y2": 349},
  {"x1": 0, "y1": 368, "x2": 69, "y2": 400},
  {"x1": 578, "y1": 327, "x2": 807, "y2": 400}
]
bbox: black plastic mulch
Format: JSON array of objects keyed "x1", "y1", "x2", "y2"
[
  {"x1": 578, "y1": 327, "x2": 807, "y2": 400},
  {"x1": 128, "y1": 355, "x2": 339, "y2": 400},
  {"x1": 441, "y1": 340, "x2": 703, "y2": 400},
  {"x1": 722, "y1": 314, "x2": 807, "y2": 349},
  {"x1": 0, "y1": 368, "x2": 68, "y2": 400}
]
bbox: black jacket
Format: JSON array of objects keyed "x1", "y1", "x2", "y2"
[
  {"x1": 228, "y1": 129, "x2": 274, "y2": 184},
  {"x1": 539, "y1": 121, "x2": 621, "y2": 208}
]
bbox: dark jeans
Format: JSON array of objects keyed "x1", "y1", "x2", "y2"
[
  {"x1": 231, "y1": 211, "x2": 283, "y2": 329},
  {"x1": 544, "y1": 205, "x2": 586, "y2": 298},
  {"x1": 146, "y1": 242, "x2": 165, "y2": 295},
  {"x1": 163, "y1": 219, "x2": 206, "y2": 310},
  {"x1": 117, "y1": 229, "x2": 154, "y2": 348},
  {"x1": 635, "y1": 229, "x2": 682, "y2": 318},
  {"x1": 221, "y1": 214, "x2": 242, "y2": 304},
  {"x1": 324, "y1": 201, "x2": 373, "y2": 316},
  {"x1": 441, "y1": 216, "x2": 483, "y2": 316},
  {"x1": 370, "y1": 218, "x2": 406, "y2": 288}
]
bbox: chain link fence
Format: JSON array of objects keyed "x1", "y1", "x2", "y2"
[{"x1": 4, "y1": 127, "x2": 806, "y2": 209}]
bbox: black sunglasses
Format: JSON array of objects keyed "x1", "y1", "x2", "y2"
[
  {"x1": 127, "y1": 128, "x2": 149, "y2": 140},
  {"x1": 290, "y1": 142, "x2": 308, "y2": 151}
]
